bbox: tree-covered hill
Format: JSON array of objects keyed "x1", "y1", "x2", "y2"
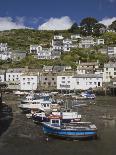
[{"x1": 0, "y1": 29, "x2": 71, "y2": 51}]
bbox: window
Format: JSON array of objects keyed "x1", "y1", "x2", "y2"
[
  {"x1": 45, "y1": 78, "x2": 47, "y2": 80},
  {"x1": 98, "y1": 82, "x2": 101, "y2": 86},
  {"x1": 44, "y1": 82, "x2": 46, "y2": 85},
  {"x1": 94, "y1": 82, "x2": 97, "y2": 85},
  {"x1": 89, "y1": 82, "x2": 92, "y2": 85},
  {"x1": 62, "y1": 81, "x2": 65, "y2": 83},
  {"x1": 9, "y1": 75, "x2": 10, "y2": 77},
  {"x1": 23, "y1": 78, "x2": 25, "y2": 80},
  {"x1": 52, "y1": 78, "x2": 54, "y2": 80},
  {"x1": 77, "y1": 82, "x2": 79, "y2": 85},
  {"x1": 106, "y1": 68, "x2": 108, "y2": 71},
  {"x1": 52, "y1": 120, "x2": 59, "y2": 124},
  {"x1": 27, "y1": 82, "x2": 30, "y2": 85},
  {"x1": 62, "y1": 77, "x2": 65, "y2": 79}
]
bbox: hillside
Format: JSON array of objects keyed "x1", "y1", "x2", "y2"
[{"x1": 0, "y1": 29, "x2": 71, "y2": 51}]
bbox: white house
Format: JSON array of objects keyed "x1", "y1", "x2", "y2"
[
  {"x1": 103, "y1": 63, "x2": 116, "y2": 82},
  {"x1": 57, "y1": 74, "x2": 103, "y2": 90},
  {"x1": 0, "y1": 70, "x2": 5, "y2": 82},
  {"x1": 54, "y1": 35, "x2": 64, "y2": 40},
  {"x1": 0, "y1": 51, "x2": 12, "y2": 60},
  {"x1": 37, "y1": 50, "x2": 52, "y2": 59},
  {"x1": 96, "y1": 39, "x2": 104, "y2": 45},
  {"x1": 30, "y1": 45, "x2": 42, "y2": 54},
  {"x1": 71, "y1": 34, "x2": 81, "y2": 40},
  {"x1": 72, "y1": 74, "x2": 103, "y2": 90},
  {"x1": 0, "y1": 43, "x2": 8, "y2": 52},
  {"x1": 79, "y1": 36, "x2": 95, "y2": 48},
  {"x1": 107, "y1": 46, "x2": 116, "y2": 57},
  {"x1": 6, "y1": 68, "x2": 25, "y2": 82},
  {"x1": 20, "y1": 74, "x2": 38, "y2": 90},
  {"x1": 57, "y1": 76, "x2": 72, "y2": 90}
]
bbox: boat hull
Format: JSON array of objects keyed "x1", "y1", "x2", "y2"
[{"x1": 42, "y1": 124, "x2": 97, "y2": 140}]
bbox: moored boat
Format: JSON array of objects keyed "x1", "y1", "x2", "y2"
[
  {"x1": 32, "y1": 111, "x2": 81, "y2": 123},
  {"x1": 42, "y1": 116, "x2": 97, "y2": 140}
]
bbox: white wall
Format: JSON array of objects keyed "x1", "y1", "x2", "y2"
[
  {"x1": 0, "y1": 75, "x2": 5, "y2": 82},
  {"x1": 6, "y1": 72, "x2": 23, "y2": 82},
  {"x1": 20, "y1": 75, "x2": 38, "y2": 90},
  {"x1": 57, "y1": 75, "x2": 103, "y2": 90}
]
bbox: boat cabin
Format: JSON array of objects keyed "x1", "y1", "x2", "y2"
[{"x1": 49, "y1": 116, "x2": 62, "y2": 126}]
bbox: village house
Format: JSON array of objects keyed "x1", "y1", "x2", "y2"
[
  {"x1": 52, "y1": 36, "x2": 63, "y2": 51},
  {"x1": 11, "y1": 50, "x2": 26, "y2": 61},
  {"x1": 0, "y1": 43, "x2": 8, "y2": 52},
  {"x1": 20, "y1": 73, "x2": 38, "y2": 90},
  {"x1": 71, "y1": 34, "x2": 81, "y2": 40},
  {"x1": 0, "y1": 70, "x2": 5, "y2": 82},
  {"x1": 30, "y1": 45, "x2": 42, "y2": 54},
  {"x1": 57, "y1": 74, "x2": 103, "y2": 90},
  {"x1": 0, "y1": 51, "x2": 12, "y2": 60},
  {"x1": 40, "y1": 72, "x2": 57, "y2": 90},
  {"x1": 5, "y1": 68, "x2": 26, "y2": 90},
  {"x1": 103, "y1": 63, "x2": 116, "y2": 82},
  {"x1": 77, "y1": 61, "x2": 99, "y2": 74},
  {"x1": 79, "y1": 36, "x2": 95, "y2": 48},
  {"x1": 107, "y1": 45, "x2": 116, "y2": 57},
  {"x1": 96, "y1": 39, "x2": 104, "y2": 45},
  {"x1": 42, "y1": 66, "x2": 53, "y2": 72}
]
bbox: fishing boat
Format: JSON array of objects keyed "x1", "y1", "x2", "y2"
[
  {"x1": 42, "y1": 116, "x2": 97, "y2": 140},
  {"x1": 18, "y1": 92, "x2": 59, "y2": 113},
  {"x1": 80, "y1": 91, "x2": 96, "y2": 99},
  {"x1": 32, "y1": 111, "x2": 81, "y2": 123}
]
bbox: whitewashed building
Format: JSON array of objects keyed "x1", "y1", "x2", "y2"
[
  {"x1": 37, "y1": 49, "x2": 52, "y2": 59},
  {"x1": 79, "y1": 36, "x2": 95, "y2": 48},
  {"x1": 71, "y1": 34, "x2": 81, "y2": 40},
  {"x1": 0, "y1": 43, "x2": 8, "y2": 52},
  {"x1": 30, "y1": 45, "x2": 42, "y2": 54},
  {"x1": 6, "y1": 68, "x2": 25, "y2": 82},
  {"x1": 107, "y1": 46, "x2": 116, "y2": 57},
  {"x1": 96, "y1": 39, "x2": 104, "y2": 45},
  {"x1": 54, "y1": 35, "x2": 64, "y2": 40},
  {"x1": 20, "y1": 74, "x2": 38, "y2": 90},
  {"x1": 57, "y1": 74, "x2": 103, "y2": 90},
  {"x1": 0, "y1": 70, "x2": 5, "y2": 82},
  {"x1": 103, "y1": 63, "x2": 116, "y2": 82},
  {"x1": 0, "y1": 51, "x2": 12, "y2": 60}
]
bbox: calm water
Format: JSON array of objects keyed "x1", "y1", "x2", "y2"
[{"x1": 0, "y1": 96, "x2": 116, "y2": 155}]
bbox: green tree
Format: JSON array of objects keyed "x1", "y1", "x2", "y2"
[
  {"x1": 109, "y1": 20, "x2": 116, "y2": 31},
  {"x1": 80, "y1": 17, "x2": 98, "y2": 36},
  {"x1": 68, "y1": 22, "x2": 79, "y2": 33}
]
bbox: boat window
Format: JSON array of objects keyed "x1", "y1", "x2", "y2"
[{"x1": 52, "y1": 120, "x2": 59, "y2": 124}]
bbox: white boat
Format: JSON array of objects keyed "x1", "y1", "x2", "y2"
[
  {"x1": 32, "y1": 111, "x2": 81, "y2": 123},
  {"x1": 18, "y1": 92, "x2": 60, "y2": 113}
]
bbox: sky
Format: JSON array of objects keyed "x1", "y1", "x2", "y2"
[{"x1": 0, "y1": 0, "x2": 116, "y2": 30}]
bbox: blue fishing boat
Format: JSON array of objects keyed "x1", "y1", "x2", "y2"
[
  {"x1": 42, "y1": 116, "x2": 97, "y2": 140},
  {"x1": 81, "y1": 91, "x2": 96, "y2": 99}
]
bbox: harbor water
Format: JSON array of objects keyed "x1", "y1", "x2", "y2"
[{"x1": 0, "y1": 94, "x2": 116, "y2": 155}]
